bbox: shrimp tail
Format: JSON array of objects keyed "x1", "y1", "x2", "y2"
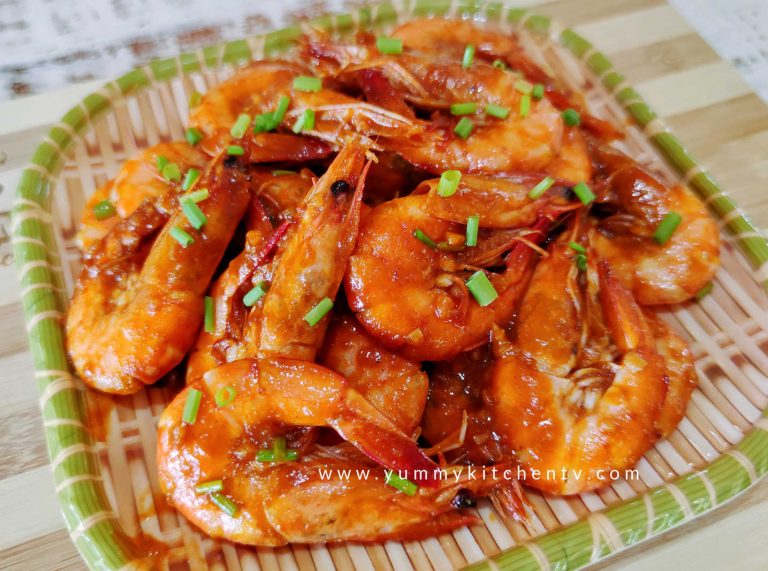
[{"x1": 597, "y1": 260, "x2": 651, "y2": 352}]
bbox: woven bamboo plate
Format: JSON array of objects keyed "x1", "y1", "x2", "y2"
[{"x1": 11, "y1": 1, "x2": 768, "y2": 570}]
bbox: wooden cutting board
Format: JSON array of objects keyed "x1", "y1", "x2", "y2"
[{"x1": 1, "y1": 0, "x2": 767, "y2": 569}]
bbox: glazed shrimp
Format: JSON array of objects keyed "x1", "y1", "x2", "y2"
[
  {"x1": 67, "y1": 157, "x2": 251, "y2": 394},
  {"x1": 155, "y1": 357, "x2": 506, "y2": 545},
  {"x1": 345, "y1": 194, "x2": 550, "y2": 361},
  {"x1": 590, "y1": 146, "x2": 720, "y2": 304},
  {"x1": 79, "y1": 142, "x2": 208, "y2": 249},
  {"x1": 490, "y1": 252, "x2": 669, "y2": 494}
]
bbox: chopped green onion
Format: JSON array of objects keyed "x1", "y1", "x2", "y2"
[
  {"x1": 189, "y1": 91, "x2": 202, "y2": 108},
  {"x1": 531, "y1": 83, "x2": 545, "y2": 100},
  {"x1": 257, "y1": 437, "x2": 299, "y2": 462},
  {"x1": 182, "y1": 168, "x2": 201, "y2": 191},
  {"x1": 253, "y1": 112, "x2": 276, "y2": 133},
  {"x1": 514, "y1": 79, "x2": 533, "y2": 94},
  {"x1": 562, "y1": 108, "x2": 581, "y2": 127},
  {"x1": 226, "y1": 145, "x2": 245, "y2": 156},
  {"x1": 204, "y1": 296, "x2": 214, "y2": 333},
  {"x1": 170, "y1": 226, "x2": 194, "y2": 247},
  {"x1": 484, "y1": 103, "x2": 510, "y2": 119},
  {"x1": 454, "y1": 117, "x2": 474, "y2": 139},
  {"x1": 304, "y1": 297, "x2": 333, "y2": 326},
  {"x1": 385, "y1": 470, "x2": 418, "y2": 496},
  {"x1": 292, "y1": 109, "x2": 315, "y2": 133},
  {"x1": 156, "y1": 155, "x2": 169, "y2": 172},
  {"x1": 462, "y1": 44, "x2": 475, "y2": 69},
  {"x1": 437, "y1": 170, "x2": 461, "y2": 197},
  {"x1": 695, "y1": 282, "x2": 713, "y2": 300},
  {"x1": 568, "y1": 241, "x2": 586, "y2": 254},
  {"x1": 465, "y1": 215, "x2": 479, "y2": 247},
  {"x1": 492, "y1": 59, "x2": 507, "y2": 70},
  {"x1": 528, "y1": 176, "x2": 554, "y2": 199},
  {"x1": 210, "y1": 492, "x2": 238, "y2": 517},
  {"x1": 230, "y1": 113, "x2": 251, "y2": 139},
  {"x1": 273, "y1": 95, "x2": 291, "y2": 124},
  {"x1": 215, "y1": 386, "x2": 237, "y2": 407},
  {"x1": 243, "y1": 281, "x2": 267, "y2": 307},
  {"x1": 413, "y1": 228, "x2": 436, "y2": 248},
  {"x1": 185, "y1": 127, "x2": 203, "y2": 146},
  {"x1": 272, "y1": 169, "x2": 295, "y2": 176},
  {"x1": 185, "y1": 188, "x2": 209, "y2": 203},
  {"x1": 653, "y1": 212, "x2": 682, "y2": 245},
  {"x1": 181, "y1": 198, "x2": 207, "y2": 230},
  {"x1": 293, "y1": 76, "x2": 322, "y2": 92},
  {"x1": 195, "y1": 479, "x2": 223, "y2": 494},
  {"x1": 376, "y1": 36, "x2": 403, "y2": 54},
  {"x1": 93, "y1": 200, "x2": 116, "y2": 221},
  {"x1": 182, "y1": 388, "x2": 202, "y2": 424},
  {"x1": 256, "y1": 450, "x2": 275, "y2": 461},
  {"x1": 572, "y1": 182, "x2": 595, "y2": 205},
  {"x1": 450, "y1": 102, "x2": 477, "y2": 116},
  {"x1": 162, "y1": 162, "x2": 181, "y2": 182},
  {"x1": 519, "y1": 94, "x2": 531, "y2": 118},
  {"x1": 466, "y1": 270, "x2": 498, "y2": 307},
  {"x1": 575, "y1": 254, "x2": 588, "y2": 272},
  {"x1": 273, "y1": 436, "x2": 287, "y2": 459}
]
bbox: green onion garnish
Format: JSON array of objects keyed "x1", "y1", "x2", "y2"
[
  {"x1": 170, "y1": 226, "x2": 194, "y2": 247},
  {"x1": 376, "y1": 36, "x2": 403, "y2": 54},
  {"x1": 210, "y1": 493, "x2": 238, "y2": 517},
  {"x1": 572, "y1": 182, "x2": 595, "y2": 205},
  {"x1": 653, "y1": 212, "x2": 682, "y2": 245},
  {"x1": 189, "y1": 91, "x2": 202, "y2": 108},
  {"x1": 465, "y1": 215, "x2": 479, "y2": 247},
  {"x1": 272, "y1": 169, "x2": 295, "y2": 176},
  {"x1": 185, "y1": 188, "x2": 209, "y2": 203},
  {"x1": 181, "y1": 199, "x2": 207, "y2": 230},
  {"x1": 462, "y1": 44, "x2": 475, "y2": 69},
  {"x1": 568, "y1": 241, "x2": 586, "y2": 254},
  {"x1": 253, "y1": 113, "x2": 276, "y2": 133},
  {"x1": 226, "y1": 145, "x2": 245, "y2": 156},
  {"x1": 450, "y1": 102, "x2": 477, "y2": 116},
  {"x1": 562, "y1": 108, "x2": 581, "y2": 127},
  {"x1": 466, "y1": 270, "x2": 498, "y2": 307},
  {"x1": 293, "y1": 76, "x2": 322, "y2": 92},
  {"x1": 215, "y1": 386, "x2": 237, "y2": 407},
  {"x1": 204, "y1": 296, "x2": 214, "y2": 333},
  {"x1": 243, "y1": 281, "x2": 267, "y2": 307},
  {"x1": 182, "y1": 388, "x2": 202, "y2": 424},
  {"x1": 519, "y1": 94, "x2": 531, "y2": 118},
  {"x1": 182, "y1": 168, "x2": 201, "y2": 191},
  {"x1": 695, "y1": 282, "x2": 713, "y2": 300},
  {"x1": 514, "y1": 79, "x2": 533, "y2": 94},
  {"x1": 273, "y1": 95, "x2": 291, "y2": 123},
  {"x1": 485, "y1": 103, "x2": 510, "y2": 119},
  {"x1": 257, "y1": 437, "x2": 299, "y2": 462},
  {"x1": 185, "y1": 127, "x2": 203, "y2": 146},
  {"x1": 437, "y1": 170, "x2": 461, "y2": 197},
  {"x1": 162, "y1": 162, "x2": 181, "y2": 182},
  {"x1": 528, "y1": 176, "x2": 554, "y2": 199},
  {"x1": 492, "y1": 59, "x2": 507, "y2": 70},
  {"x1": 292, "y1": 109, "x2": 315, "y2": 133},
  {"x1": 575, "y1": 254, "x2": 588, "y2": 272},
  {"x1": 385, "y1": 470, "x2": 418, "y2": 496},
  {"x1": 532, "y1": 83, "x2": 545, "y2": 100},
  {"x1": 93, "y1": 200, "x2": 116, "y2": 221},
  {"x1": 413, "y1": 228, "x2": 436, "y2": 248},
  {"x1": 304, "y1": 297, "x2": 333, "y2": 326},
  {"x1": 230, "y1": 113, "x2": 251, "y2": 139},
  {"x1": 454, "y1": 117, "x2": 474, "y2": 139},
  {"x1": 156, "y1": 155, "x2": 169, "y2": 172},
  {"x1": 195, "y1": 479, "x2": 223, "y2": 494}
]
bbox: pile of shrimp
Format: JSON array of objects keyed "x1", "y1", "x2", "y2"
[{"x1": 65, "y1": 18, "x2": 720, "y2": 547}]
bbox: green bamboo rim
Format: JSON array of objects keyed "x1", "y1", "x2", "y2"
[{"x1": 11, "y1": 1, "x2": 768, "y2": 570}]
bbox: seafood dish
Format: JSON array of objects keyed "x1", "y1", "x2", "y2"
[{"x1": 65, "y1": 18, "x2": 720, "y2": 546}]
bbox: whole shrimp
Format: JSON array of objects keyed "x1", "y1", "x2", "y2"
[
  {"x1": 590, "y1": 146, "x2": 720, "y2": 304},
  {"x1": 67, "y1": 156, "x2": 250, "y2": 394}
]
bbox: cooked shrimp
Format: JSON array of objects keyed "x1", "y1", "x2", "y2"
[
  {"x1": 490, "y1": 250, "x2": 669, "y2": 494},
  {"x1": 79, "y1": 142, "x2": 208, "y2": 249},
  {"x1": 258, "y1": 142, "x2": 370, "y2": 360},
  {"x1": 590, "y1": 146, "x2": 720, "y2": 304},
  {"x1": 320, "y1": 314, "x2": 428, "y2": 434},
  {"x1": 154, "y1": 357, "x2": 508, "y2": 545},
  {"x1": 346, "y1": 194, "x2": 550, "y2": 361},
  {"x1": 67, "y1": 157, "x2": 251, "y2": 394}
]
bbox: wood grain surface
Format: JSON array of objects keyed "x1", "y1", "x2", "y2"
[{"x1": 1, "y1": 0, "x2": 767, "y2": 569}]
